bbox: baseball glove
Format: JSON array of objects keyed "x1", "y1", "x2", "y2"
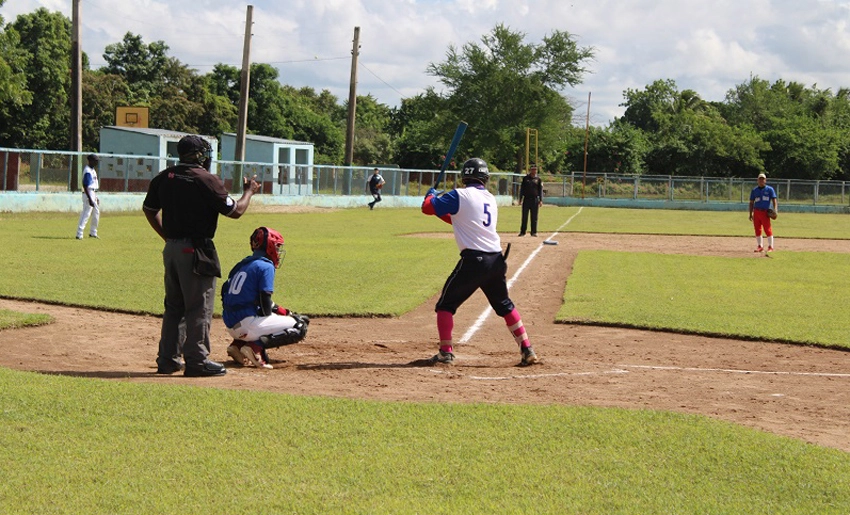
[{"x1": 767, "y1": 208, "x2": 777, "y2": 220}]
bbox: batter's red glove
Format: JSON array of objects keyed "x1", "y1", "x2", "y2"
[{"x1": 273, "y1": 305, "x2": 289, "y2": 316}]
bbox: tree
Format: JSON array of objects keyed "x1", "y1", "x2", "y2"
[
  {"x1": 0, "y1": 0, "x2": 31, "y2": 107},
  {"x1": 149, "y1": 57, "x2": 205, "y2": 133},
  {"x1": 81, "y1": 71, "x2": 131, "y2": 151},
  {"x1": 619, "y1": 79, "x2": 768, "y2": 176},
  {"x1": 102, "y1": 32, "x2": 170, "y2": 103},
  {"x1": 348, "y1": 94, "x2": 393, "y2": 165},
  {"x1": 0, "y1": 8, "x2": 71, "y2": 149},
  {"x1": 389, "y1": 90, "x2": 450, "y2": 170},
  {"x1": 722, "y1": 76, "x2": 842, "y2": 179},
  {"x1": 427, "y1": 24, "x2": 594, "y2": 171},
  {"x1": 620, "y1": 79, "x2": 680, "y2": 132}
]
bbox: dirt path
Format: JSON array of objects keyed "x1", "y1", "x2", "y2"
[{"x1": 1, "y1": 232, "x2": 849, "y2": 452}]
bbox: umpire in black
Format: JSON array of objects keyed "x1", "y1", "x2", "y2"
[
  {"x1": 143, "y1": 135, "x2": 261, "y2": 377},
  {"x1": 518, "y1": 166, "x2": 543, "y2": 237}
]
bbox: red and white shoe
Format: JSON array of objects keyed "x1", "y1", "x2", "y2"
[
  {"x1": 767, "y1": 246, "x2": 774, "y2": 252},
  {"x1": 754, "y1": 246, "x2": 764, "y2": 253}
]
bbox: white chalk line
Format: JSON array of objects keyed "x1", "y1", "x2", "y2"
[
  {"x1": 427, "y1": 367, "x2": 629, "y2": 381},
  {"x1": 619, "y1": 364, "x2": 850, "y2": 378},
  {"x1": 421, "y1": 362, "x2": 850, "y2": 381},
  {"x1": 457, "y1": 207, "x2": 584, "y2": 344}
]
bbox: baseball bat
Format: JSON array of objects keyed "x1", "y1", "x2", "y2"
[{"x1": 434, "y1": 121, "x2": 468, "y2": 190}]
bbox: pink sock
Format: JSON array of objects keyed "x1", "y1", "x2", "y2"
[
  {"x1": 504, "y1": 309, "x2": 530, "y2": 348},
  {"x1": 437, "y1": 310, "x2": 453, "y2": 342}
]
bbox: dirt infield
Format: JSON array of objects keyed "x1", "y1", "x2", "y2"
[{"x1": 1, "y1": 232, "x2": 848, "y2": 452}]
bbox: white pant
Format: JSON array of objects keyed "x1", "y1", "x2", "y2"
[
  {"x1": 227, "y1": 314, "x2": 297, "y2": 342},
  {"x1": 77, "y1": 192, "x2": 99, "y2": 238}
]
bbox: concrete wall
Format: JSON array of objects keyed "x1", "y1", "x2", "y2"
[
  {"x1": 2, "y1": 192, "x2": 846, "y2": 214},
  {"x1": 0, "y1": 192, "x2": 515, "y2": 213}
]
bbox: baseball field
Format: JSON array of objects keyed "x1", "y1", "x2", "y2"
[{"x1": 1, "y1": 205, "x2": 849, "y2": 514}]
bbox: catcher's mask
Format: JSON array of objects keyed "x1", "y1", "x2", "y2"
[
  {"x1": 250, "y1": 226, "x2": 285, "y2": 268},
  {"x1": 177, "y1": 135, "x2": 212, "y2": 170}
]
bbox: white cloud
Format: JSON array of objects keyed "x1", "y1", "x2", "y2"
[{"x1": 4, "y1": 0, "x2": 850, "y2": 124}]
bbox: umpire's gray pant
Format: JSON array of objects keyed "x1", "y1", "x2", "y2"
[{"x1": 156, "y1": 239, "x2": 216, "y2": 369}]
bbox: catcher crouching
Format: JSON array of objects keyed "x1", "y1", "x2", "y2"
[{"x1": 221, "y1": 227, "x2": 309, "y2": 369}]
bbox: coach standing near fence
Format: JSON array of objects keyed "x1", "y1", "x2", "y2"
[
  {"x1": 518, "y1": 166, "x2": 543, "y2": 237},
  {"x1": 143, "y1": 135, "x2": 262, "y2": 377}
]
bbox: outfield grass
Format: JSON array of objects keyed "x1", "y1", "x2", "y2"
[
  {"x1": 1, "y1": 367, "x2": 848, "y2": 515},
  {"x1": 559, "y1": 250, "x2": 850, "y2": 348},
  {"x1": 1, "y1": 205, "x2": 849, "y2": 513},
  {"x1": 0, "y1": 210, "x2": 458, "y2": 316},
  {"x1": 1, "y1": 207, "x2": 845, "y2": 345},
  {"x1": 547, "y1": 207, "x2": 850, "y2": 240}
]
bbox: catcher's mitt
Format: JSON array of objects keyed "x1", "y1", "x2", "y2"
[{"x1": 767, "y1": 208, "x2": 777, "y2": 220}]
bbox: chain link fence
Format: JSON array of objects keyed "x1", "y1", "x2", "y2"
[
  {"x1": 541, "y1": 172, "x2": 850, "y2": 207},
  {"x1": 3, "y1": 149, "x2": 848, "y2": 207},
  {"x1": 0, "y1": 148, "x2": 516, "y2": 197}
]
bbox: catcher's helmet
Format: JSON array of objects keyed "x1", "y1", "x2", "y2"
[
  {"x1": 250, "y1": 227, "x2": 286, "y2": 268},
  {"x1": 177, "y1": 135, "x2": 212, "y2": 169},
  {"x1": 461, "y1": 158, "x2": 489, "y2": 185}
]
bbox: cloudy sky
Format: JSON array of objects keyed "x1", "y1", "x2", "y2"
[{"x1": 4, "y1": 0, "x2": 850, "y2": 125}]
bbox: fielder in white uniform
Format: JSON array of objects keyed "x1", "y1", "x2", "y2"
[
  {"x1": 421, "y1": 157, "x2": 539, "y2": 367},
  {"x1": 76, "y1": 154, "x2": 100, "y2": 239}
]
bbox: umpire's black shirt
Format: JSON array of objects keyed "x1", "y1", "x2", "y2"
[{"x1": 143, "y1": 164, "x2": 236, "y2": 239}]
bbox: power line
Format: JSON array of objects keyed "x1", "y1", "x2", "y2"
[{"x1": 358, "y1": 60, "x2": 407, "y2": 100}]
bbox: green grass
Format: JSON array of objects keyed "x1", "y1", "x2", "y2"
[
  {"x1": 0, "y1": 309, "x2": 52, "y2": 329},
  {"x1": 549, "y1": 207, "x2": 850, "y2": 239},
  {"x1": 2, "y1": 205, "x2": 850, "y2": 513},
  {"x1": 0, "y1": 210, "x2": 458, "y2": 316},
  {"x1": 1, "y1": 367, "x2": 848, "y2": 515},
  {"x1": 559, "y1": 251, "x2": 850, "y2": 348}
]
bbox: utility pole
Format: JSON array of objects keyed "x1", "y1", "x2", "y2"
[
  {"x1": 233, "y1": 4, "x2": 253, "y2": 192},
  {"x1": 344, "y1": 26, "x2": 360, "y2": 166},
  {"x1": 342, "y1": 27, "x2": 360, "y2": 195},
  {"x1": 582, "y1": 92, "x2": 591, "y2": 199},
  {"x1": 70, "y1": 0, "x2": 82, "y2": 191}
]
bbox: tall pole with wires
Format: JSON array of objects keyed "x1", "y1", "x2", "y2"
[
  {"x1": 582, "y1": 92, "x2": 591, "y2": 199},
  {"x1": 233, "y1": 5, "x2": 253, "y2": 192},
  {"x1": 70, "y1": 0, "x2": 82, "y2": 191},
  {"x1": 343, "y1": 26, "x2": 360, "y2": 194}
]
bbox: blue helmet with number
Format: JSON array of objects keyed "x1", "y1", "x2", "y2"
[{"x1": 462, "y1": 158, "x2": 489, "y2": 185}]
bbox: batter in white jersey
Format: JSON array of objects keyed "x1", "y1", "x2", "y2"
[{"x1": 421, "y1": 157, "x2": 539, "y2": 367}]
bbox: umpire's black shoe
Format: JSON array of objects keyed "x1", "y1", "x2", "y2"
[
  {"x1": 184, "y1": 360, "x2": 227, "y2": 377},
  {"x1": 155, "y1": 361, "x2": 185, "y2": 374}
]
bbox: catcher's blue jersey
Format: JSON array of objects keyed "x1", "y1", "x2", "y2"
[{"x1": 221, "y1": 254, "x2": 275, "y2": 328}]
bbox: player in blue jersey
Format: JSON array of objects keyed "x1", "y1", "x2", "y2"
[
  {"x1": 748, "y1": 173, "x2": 778, "y2": 253},
  {"x1": 421, "y1": 158, "x2": 539, "y2": 367},
  {"x1": 221, "y1": 227, "x2": 309, "y2": 369}
]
